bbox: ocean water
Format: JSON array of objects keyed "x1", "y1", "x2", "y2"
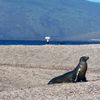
[{"x1": 0, "y1": 40, "x2": 100, "y2": 45}]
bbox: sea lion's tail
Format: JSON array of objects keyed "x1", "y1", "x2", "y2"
[
  {"x1": 48, "y1": 78, "x2": 56, "y2": 84},
  {"x1": 48, "y1": 81, "x2": 53, "y2": 84},
  {"x1": 48, "y1": 79, "x2": 54, "y2": 84}
]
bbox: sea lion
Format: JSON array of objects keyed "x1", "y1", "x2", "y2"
[{"x1": 48, "y1": 56, "x2": 89, "y2": 84}]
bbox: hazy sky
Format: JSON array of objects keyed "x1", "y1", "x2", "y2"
[{"x1": 88, "y1": 0, "x2": 100, "y2": 2}]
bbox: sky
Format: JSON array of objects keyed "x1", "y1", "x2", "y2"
[{"x1": 87, "y1": 0, "x2": 100, "y2": 2}]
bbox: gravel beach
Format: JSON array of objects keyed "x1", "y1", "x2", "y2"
[{"x1": 0, "y1": 45, "x2": 100, "y2": 100}]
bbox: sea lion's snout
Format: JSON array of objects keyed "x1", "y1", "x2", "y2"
[
  {"x1": 80, "y1": 56, "x2": 89, "y2": 62},
  {"x1": 86, "y1": 56, "x2": 89, "y2": 60},
  {"x1": 84, "y1": 56, "x2": 89, "y2": 61}
]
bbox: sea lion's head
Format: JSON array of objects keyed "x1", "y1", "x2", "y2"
[{"x1": 80, "y1": 56, "x2": 89, "y2": 62}]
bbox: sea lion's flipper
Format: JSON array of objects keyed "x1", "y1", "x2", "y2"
[
  {"x1": 74, "y1": 68, "x2": 81, "y2": 82},
  {"x1": 82, "y1": 77, "x2": 88, "y2": 82}
]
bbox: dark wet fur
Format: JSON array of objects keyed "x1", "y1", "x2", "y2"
[{"x1": 48, "y1": 56, "x2": 89, "y2": 84}]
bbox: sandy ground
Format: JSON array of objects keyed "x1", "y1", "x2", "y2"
[{"x1": 0, "y1": 45, "x2": 100, "y2": 100}]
